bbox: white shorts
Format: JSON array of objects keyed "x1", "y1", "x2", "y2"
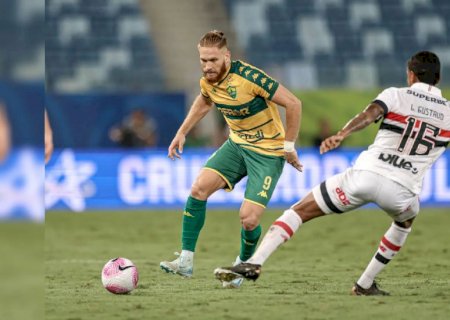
[{"x1": 312, "y1": 168, "x2": 420, "y2": 222}]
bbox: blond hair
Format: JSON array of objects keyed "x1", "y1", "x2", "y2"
[{"x1": 199, "y1": 30, "x2": 227, "y2": 48}]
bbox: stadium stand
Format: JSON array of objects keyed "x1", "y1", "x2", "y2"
[
  {"x1": 0, "y1": 0, "x2": 44, "y2": 82},
  {"x1": 225, "y1": 0, "x2": 450, "y2": 88},
  {"x1": 45, "y1": 0, "x2": 164, "y2": 92},
  {"x1": 4, "y1": 0, "x2": 439, "y2": 92}
]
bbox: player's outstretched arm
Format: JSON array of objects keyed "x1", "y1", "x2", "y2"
[
  {"x1": 320, "y1": 102, "x2": 385, "y2": 154},
  {"x1": 168, "y1": 94, "x2": 213, "y2": 160},
  {"x1": 271, "y1": 84, "x2": 303, "y2": 172}
]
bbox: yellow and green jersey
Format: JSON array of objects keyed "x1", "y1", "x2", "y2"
[{"x1": 200, "y1": 60, "x2": 285, "y2": 157}]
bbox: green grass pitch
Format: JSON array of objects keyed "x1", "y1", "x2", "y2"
[
  {"x1": 45, "y1": 208, "x2": 450, "y2": 320},
  {"x1": 0, "y1": 223, "x2": 43, "y2": 320}
]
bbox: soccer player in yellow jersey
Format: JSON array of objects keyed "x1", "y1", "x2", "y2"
[{"x1": 160, "y1": 30, "x2": 303, "y2": 285}]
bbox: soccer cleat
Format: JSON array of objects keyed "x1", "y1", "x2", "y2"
[
  {"x1": 221, "y1": 256, "x2": 245, "y2": 289},
  {"x1": 222, "y1": 277, "x2": 244, "y2": 289},
  {"x1": 160, "y1": 252, "x2": 193, "y2": 278},
  {"x1": 215, "y1": 262, "x2": 261, "y2": 282},
  {"x1": 351, "y1": 282, "x2": 390, "y2": 296}
]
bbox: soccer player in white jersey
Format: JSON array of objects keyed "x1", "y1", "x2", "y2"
[{"x1": 214, "y1": 51, "x2": 450, "y2": 295}]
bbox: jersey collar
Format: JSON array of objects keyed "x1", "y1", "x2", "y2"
[{"x1": 411, "y1": 82, "x2": 442, "y2": 97}]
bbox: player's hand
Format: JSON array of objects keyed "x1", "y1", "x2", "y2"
[
  {"x1": 168, "y1": 133, "x2": 186, "y2": 160},
  {"x1": 284, "y1": 151, "x2": 303, "y2": 172},
  {"x1": 320, "y1": 133, "x2": 344, "y2": 154}
]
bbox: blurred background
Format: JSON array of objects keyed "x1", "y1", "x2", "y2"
[
  {"x1": 0, "y1": 1, "x2": 44, "y2": 319},
  {"x1": 41, "y1": 0, "x2": 450, "y2": 214},
  {"x1": 45, "y1": 0, "x2": 450, "y2": 149}
]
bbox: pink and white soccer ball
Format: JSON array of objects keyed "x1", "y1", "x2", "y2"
[{"x1": 101, "y1": 257, "x2": 138, "y2": 294}]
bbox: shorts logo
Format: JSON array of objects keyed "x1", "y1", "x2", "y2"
[
  {"x1": 378, "y1": 153, "x2": 418, "y2": 174},
  {"x1": 335, "y1": 188, "x2": 351, "y2": 206},
  {"x1": 183, "y1": 211, "x2": 194, "y2": 218},
  {"x1": 257, "y1": 190, "x2": 268, "y2": 198}
]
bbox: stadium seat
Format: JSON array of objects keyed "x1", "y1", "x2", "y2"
[
  {"x1": 107, "y1": 0, "x2": 140, "y2": 15},
  {"x1": 296, "y1": 16, "x2": 334, "y2": 58},
  {"x1": 282, "y1": 62, "x2": 318, "y2": 89},
  {"x1": 401, "y1": 0, "x2": 433, "y2": 14},
  {"x1": 55, "y1": 63, "x2": 106, "y2": 92},
  {"x1": 349, "y1": 1, "x2": 381, "y2": 30},
  {"x1": 315, "y1": 0, "x2": 344, "y2": 12},
  {"x1": 46, "y1": 0, "x2": 164, "y2": 92},
  {"x1": 415, "y1": 15, "x2": 446, "y2": 45},
  {"x1": 232, "y1": 1, "x2": 267, "y2": 48},
  {"x1": 100, "y1": 48, "x2": 131, "y2": 69},
  {"x1": 259, "y1": 0, "x2": 284, "y2": 5},
  {"x1": 431, "y1": 45, "x2": 450, "y2": 65},
  {"x1": 376, "y1": 58, "x2": 405, "y2": 87},
  {"x1": 15, "y1": 0, "x2": 43, "y2": 23},
  {"x1": 346, "y1": 61, "x2": 378, "y2": 89},
  {"x1": 46, "y1": 0, "x2": 80, "y2": 15},
  {"x1": 118, "y1": 17, "x2": 150, "y2": 44},
  {"x1": 284, "y1": 0, "x2": 316, "y2": 18},
  {"x1": 363, "y1": 29, "x2": 394, "y2": 58},
  {"x1": 12, "y1": 45, "x2": 44, "y2": 81},
  {"x1": 315, "y1": 58, "x2": 345, "y2": 87},
  {"x1": 58, "y1": 16, "x2": 90, "y2": 45}
]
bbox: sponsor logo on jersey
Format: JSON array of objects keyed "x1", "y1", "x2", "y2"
[
  {"x1": 238, "y1": 130, "x2": 265, "y2": 143},
  {"x1": 378, "y1": 153, "x2": 418, "y2": 174},
  {"x1": 217, "y1": 106, "x2": 250, "y2": 117},
  {"x1": 335, "y1": 187, "x2": 350, "y2": 206},
  {"x1": 406, "y1": 89, "x2": 447, "y2": 106}
]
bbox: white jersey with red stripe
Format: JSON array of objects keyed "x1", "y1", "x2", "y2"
[{"x1": 353, "y1": 82, "x2": 450, "y2": 194}]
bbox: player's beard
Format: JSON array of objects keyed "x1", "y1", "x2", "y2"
[{"x1": 204, "y1": 61, "x2": 228, "y2": 84}]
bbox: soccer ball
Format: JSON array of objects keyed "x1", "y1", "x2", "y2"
[{"x1": 101, "y1": 257, "x2": 139, "y2": 294}]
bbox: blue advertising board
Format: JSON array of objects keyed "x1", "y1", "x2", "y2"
[{"x1": 44, "y1": 148, "x2": 450, "y2": 212}]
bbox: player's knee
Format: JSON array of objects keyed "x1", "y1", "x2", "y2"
[
  {"x1": 241, "y1": 218, "x2": 259, "y2": 230},
  {"x1": 395, "y1": 217, "x2": 415, "y2": 229},
  {"x1": 291, "y1": 196, "x2": 324, "y2": 223},
  {"x1": 190, "y1": 183, "x2": 209, "y2": 201},
  {"x1": 240, "y1": 213, "x2": 259, "y2": 230}
]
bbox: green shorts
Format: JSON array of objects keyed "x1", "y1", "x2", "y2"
[{"x1": 204, "y1": 139, "x2": 285, "y2": 207}]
